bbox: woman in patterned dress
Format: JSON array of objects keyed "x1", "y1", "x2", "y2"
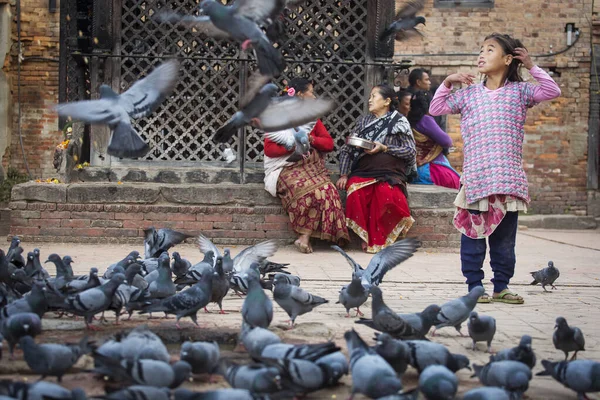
[
  {"x1": 263, "y1": 78, "x2": 349, "y2": 253},
  {"x1": 337, "y1": 84, "x2": 417, "y2": 253}
]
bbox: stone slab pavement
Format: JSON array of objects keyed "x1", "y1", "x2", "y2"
[{"x1": 2, "y1": 228, "x2": 599, "y2": 399}]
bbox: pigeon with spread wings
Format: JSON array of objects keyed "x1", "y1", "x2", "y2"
[
  {"x1": 264, "y1": 126, "x2": 311, "y2": 162},
  {"x1": 214, "y1": 83, "x2": 335, "y2": 143},
  {"x1": 56, "y1": 60, "x2": 180, "y2": 159},
  {"x1": 379, "y1": 0, "x2": 426, "y2": 42}
]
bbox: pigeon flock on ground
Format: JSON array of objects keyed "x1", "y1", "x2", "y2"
[{"x1": 0, "y1": 229, "x2": 598, "y2": 399}]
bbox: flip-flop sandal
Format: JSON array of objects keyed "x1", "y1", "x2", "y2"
[
  {"x1": 492, "y1": 289, "x2": 524, "y2": 304},
  {"x1": 477, "y1": 292, "x2": 492, "y2": 303}
]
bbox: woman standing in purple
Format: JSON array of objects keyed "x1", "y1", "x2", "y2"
[{"x1": 429, "y1": 33, "x2": 561, "y2": 304}]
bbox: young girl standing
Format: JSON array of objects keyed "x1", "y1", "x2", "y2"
[{"x1": 429, "y1": 33, "x2": 561, "y2": 304}]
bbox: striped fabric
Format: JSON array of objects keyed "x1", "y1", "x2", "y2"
[{"x1": 446, "y1": 81, "x2": 538, "y2": 204}]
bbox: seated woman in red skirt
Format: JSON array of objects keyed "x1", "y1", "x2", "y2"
[
  {"x1": 264, "y1": 78, "x2": 350, "y2": 253},
  {"x1": 337, "y1": 84, "x2": 417, "y2": 253}
]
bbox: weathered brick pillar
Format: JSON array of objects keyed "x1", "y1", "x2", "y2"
[{"x1": 0, "y1": 1, "x2": 11, "y2": 178}]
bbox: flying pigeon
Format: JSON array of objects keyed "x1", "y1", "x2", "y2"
[
  {"x1": 530, "y1": 261, "x2": 560, "y2": 291},
  {"x1": 144, "y1": 227, "x2": 193, "y2": 259},
  {"x1": 56, "y1": 60, "x2": 180, "y2": 159},
  {"x1": 264, "y1": 126, "x2": 311, "y2": 162},
  {"x1": 553, "y1": 316, "x2": 585, "y2": 360},
  {"x1": 213, "y1": 83, "x2": 335, "y2": 143},
  {"x1": 379, "y1": 0, "x2": 426, "y2": 42}
]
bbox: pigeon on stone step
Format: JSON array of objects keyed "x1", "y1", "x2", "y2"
[
  {"x1": 553, "y1": 316, "x2": 585, "y2": 360},
  {"x1": 0, "y1": 380, "x2": 88, "y2": 400},
  {"x1": 101, "y1": 385, "x2": 171, "y2": 400},
  {"x1": 180, "y1": 341, "x2": 220, "y2": 375},
  {"x1": 56, "y1": 61, "x2": 180, "y2": 159},
  {"x1": 61, "y1": 273, "x2": 126, "y2": 330},
  {"x1": 463, "y1": 387, "x2": 512, "y2": 400},
  {"x1": 272, "y1": 274, "x2": 328, "y2": 327},
  {"x1": 144, "y1": 227, "x2": 193, "y2": 259},
  {"x1": 173, "y1": 388, "x2": 270, "y2": 400},
  {"x1": 355, "y1": 286, "x2": 424, "y2": 340},
  {"x1": 530, "y1": 261, "x2": 560, "y2": 292},
  {"x1": 345, "y1": 329, "x2": 402, "y2": 399},
  {"x1": 491, "y1": 335, "x2": 536, "y2": 369},
  {"x1": 468, "y1": 311, "x2": 496, "y2": 353},
  {"x1": 0, "y1": 312, "x2": 42, "y2": 359},
  {"x1": 432, "y1": 286, "x2": 484, "y2": 336},
  {"x1": 92, "y1": 351, "x2": 192, "y2": 388},
  {"x1": 419, "y1": 365, "x2": 459, "y2": 400},
  {"x1": 20, "y1": 335, "x2": 94, "y2": 382},
  {"x1": 120, "y1": 324, "x2": 170, "y2": 362},
  {"x1": 536, "y1": 359, "x2": 600, "y2": 400},
  {"x1": 239, "y1": 322, "x2": 282, "y2": 360},
  {"x1": 242, "y1": 267, "x2": 273, "y2": 329},
  {"x1": 332, "y1": 238, "x2": 420, "y2": 317},
  {"x1": 398, "y1": 304, "x2": 441, "y2": 337},
  {"x1": 403, "y1": 338, "x2": 471, "y2": 373},
  {"x1": 472, "y1": 360, "x2": 532, "y2": 397},
  {"x1": 373, "y1": 332, "x2": 411, "y2": 375},
  {"x1": 171, "y1": 252, "x2": 192, "y2": 279},
  {"x1": 139, "y1": 270, "x2": 217, "y2": 329}
]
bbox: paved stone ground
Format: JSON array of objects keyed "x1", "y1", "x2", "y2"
[{"x1": 1, "y1": 228, "x2": 599, "y2": 399}]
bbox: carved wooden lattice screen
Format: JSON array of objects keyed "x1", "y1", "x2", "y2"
[{"x1": 116, "y1": 0, "x2": 369, "y2": 165}]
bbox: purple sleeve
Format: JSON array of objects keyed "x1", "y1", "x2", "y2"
[{"x1": 415, "y1": 115, "x2": 453, "y2": 148}]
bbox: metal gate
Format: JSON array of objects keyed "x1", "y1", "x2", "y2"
[{"x1": 60, "y1": 0, "x2": 402, "y2": 174}]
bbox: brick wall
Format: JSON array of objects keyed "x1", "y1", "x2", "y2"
[
  {"x1": 393, "y1": 0, "x2": 592, "y2": 215},
  {"x1": 3, "y1": 0, "x2": 61, "y2": 178}
]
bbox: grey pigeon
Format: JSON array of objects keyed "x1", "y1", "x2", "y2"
[
  {"x1": 553, "y1": 316, "x2": 585, "y2": 360},
  {"x1": 344, "y1": 329, "x2": 402, "y2": 399},
  {"x1": 94, "y1": 338, "x2": 123, "y2": 369},
  {"x1": 314, "y1": 350, "x2": 349, "y2": 386},
  {"x1": 220, "y1": 359, "x2": 283, "y2": 394},
  {"x1": 120, "y1": 324, "x2": 170, "y2": 362},
  {"x1": 174, "y1": 388, "x2": 270, "y2": 400},
  {"x1": 258, "y1": 261, "x2": 289, "y2": 278},
  {"x1": 355, "y1": 286, "x2": 424, "y2": 340},
  {"x1": 197, "y1": 236, "x2": 278, "y2": 275},
  {"x1": 419, "y1": 365, "x2": 458, "y2": 400},
  {"x1": 272, "y1": 274, "x2": 328, "y2": 327},
  {"x1": 398, "y1": 304, "x2": 441, "y2": 337},
  {"x1": 139, "y1": 270, "x2": 217, "y2": 329},
  {"x1": 0, "y1": 380, "x2": 88, "y2": 400},
  {"x1": 242, "y1": 267, "x2": 273, "y2": 328},
  {"x1": 373, "y1": 332, "x2": 411, "y2": 375},
  {"x1": 239, "y1": 322, "x2": 282, "y2": 360},
  {"x1": 257, "y1": 356, "x2": 330, "y2": 395},
  {"x1": 104, "y1": 251, "x2": 141, "y2": 278},
  {"x1": 214, "y1": 84, "x2": 335, "y2": 143},
  {"x1": 537, "y1": 359, "x2": 600, "y2": 400},
  {"x1": 491, "y1": 335, "x2": 536, "y2": 369},
  {"x1": 332, "y1": 238, "x2": 420, "y2": 317},
  {"x1": 0, "y1": 312, "x2": 42, "y2": 359},
  {"x1": 530, "y1": 261, "x2": 560, "y2": 291},
  {"x1": 180, "y1": 340, "x2": 220, "y2": 375},
  {"x1": 404, "y1": 338, "x2": 471, "y2": 373},
  {"x1": 468, "y1": 311, "x2": 497, "y2": 352},
  {"x1": 45, "y1": 253, "x2": 74, "y2": 282},
  {"x1": 25, "y1": 250, "x2": 49, "y2": 280},
  {"x1": 56, "y1": 60, "x2": 180, "y2": 159},
  {"x1": 463, "y1": 387, "x2": 512, "y2": 400},
  {"x1": 64, "y1": 267, "x2": 101, "y2": 294},
  {"x1": 102, "y1": 385, "x2": 171, "y2": 400},
  {"x1": 0, "y1": 281, "x2": 49, "y2": 320},
  {"x1": 20, "y1": 335, "x2": 93, "y2": 382},
  {"x1": 208, "y1": 256, "x2": 231, "y2": 313},
  {"x1": 264, "y1": 126, "x2": 311, "y2": 162},
  {"x1": 106, "y1": 276, "x2": 148, "y2": 324},
  {"x1": 172, "y1": 252, "x2": 192, "y2": 278},
  {"x1": 174, "y1": 251, "x2": 215, "y2": 286},
  {"x1": 432, "y1": 285, "x2": 485, "y2": 336},
  {"x1": 472, "y1": 360, "x2": 532, "y2": 397},
  {"x1": 144, "y1": 227, "x2": 193, "y2": 259},
  {"x1": 92, "y1": 351, "x2": 191, "y2": 388},
  {"x1": 62, "y1": 272, "x2": 125, "y2": 330},
  {"x1": 379, "y1": 0, "x2": 426, "y2": 42},
  {"x1": 260, "y1": 342, "x2": 339, "y2": 362},
  {"x1": 146, "y1": 253, "x2": 176, "y2": 300}
]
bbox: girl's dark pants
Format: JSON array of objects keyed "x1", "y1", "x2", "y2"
[{"x1": 460, "y1": 211, "x2": 518, "y2": 294}]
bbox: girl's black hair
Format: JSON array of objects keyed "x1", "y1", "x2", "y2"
[
  {"x1": 287, "y1": 78, "x2": 313, "y2": 94},
  {"x1": 483, "y1": 33, "x2": 526, "y2": 84},
  {"x1": 373, "y1": 84, "x2": 399, "y2": 110},
  {"x1": 396, "y1": 89, "x2": 413, "y2": 102},
  {"x1": 407, "y1": 90, "x2": 429, "y2": 127}
]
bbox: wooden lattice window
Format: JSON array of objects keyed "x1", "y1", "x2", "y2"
[{"x1": 116, "y1": 0, "x2": 370, "y2": 165}]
